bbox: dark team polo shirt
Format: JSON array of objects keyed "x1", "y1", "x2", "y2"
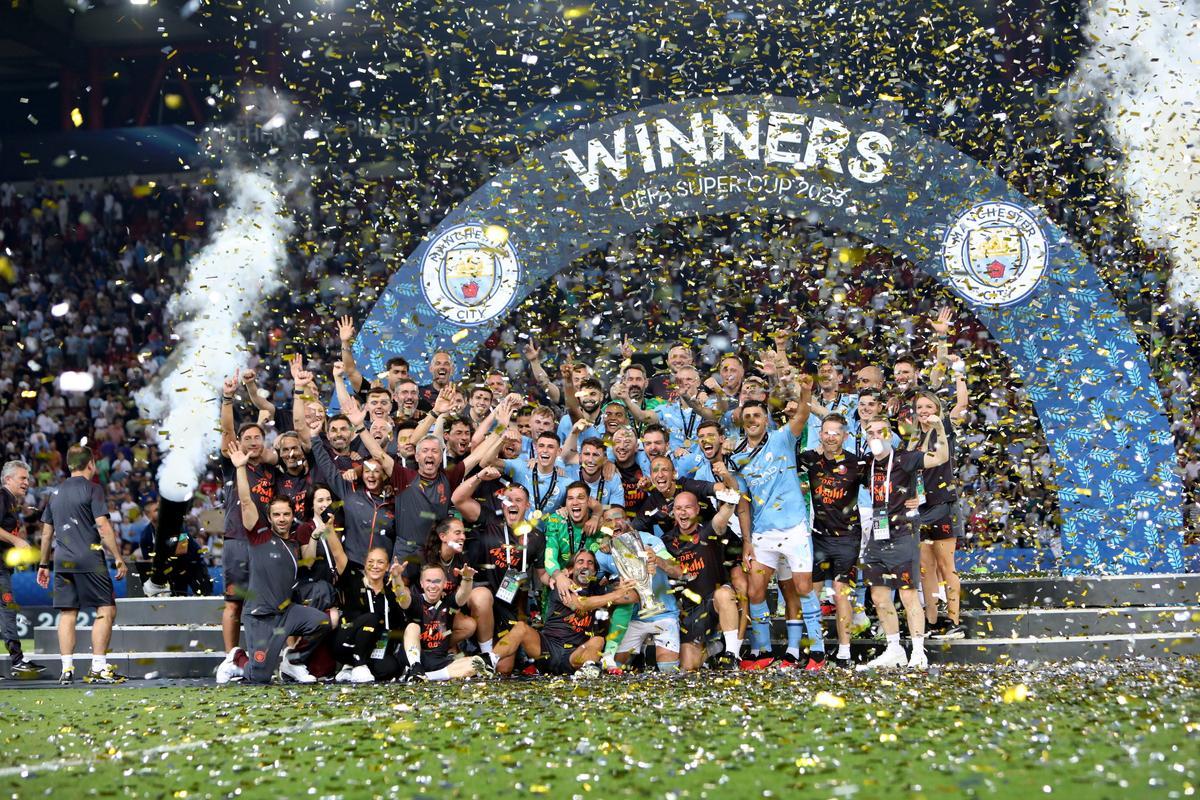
[
  {"x1": 541, "y1": 582, "x2": 603, "y2": 647},
  {"x1": 273, "y1": 457, "x2": 315, "y2": 520},
  {"x1": 615, "y1": 459, "x2": 649, "y2": 512},
  {"x1": 467, "y1": 518, "x2": 525, "y2": 594},
  {"x1": 336, "y1": 570, "x2": 407, "y2": 629},
  {"x1": 633, "y1": 478, "x2": 716, "y2": 533},
  {"x1": 414, "y1": 593, "x2": 463, "y2": 659},
  {"x1": 0, "y1": 488, "x2": 23, "y2": 557},
  {"x1": 662, "y1": 521, "x2": 727, "y2": 606},
  {"x1": 800, "y1": 451, "x2": 870, "y2": 537},
  {"x1": 245, "y1": 520, "x2": 311, "y2": 616},
  {"x1": 869, "y1": 449, "x2": 927, "y2": 529},
  {"x1": 41, "y1": 476, "x2": 108, "y2": 573},
  {"x1": 391, "y1": 463, "x2": 466, "y2": 562},
  {"x1": 221, "y1": 457, "x2": 274, "y2": 541}
]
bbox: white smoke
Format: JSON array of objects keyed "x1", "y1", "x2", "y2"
[
  {"x1": 1066, "y1": 0, "x2": 1200, "y2": 309},
  {"x1": 137, "y1": 170, "x2": 293, "y2": 502}
]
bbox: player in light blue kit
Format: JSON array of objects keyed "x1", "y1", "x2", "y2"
[{"x1": 730, "y1": 373, "x2": 826, "y2": 670}]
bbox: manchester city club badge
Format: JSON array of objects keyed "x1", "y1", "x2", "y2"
[{"x1": 941, "y1": 201, "x2": 1047, "y2": 306}]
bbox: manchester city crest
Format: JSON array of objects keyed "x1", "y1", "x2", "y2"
[
  {"x1": 420, "y1": 224, "x2": 522, "y2": 326},
  {"x1": 940, "y1": 202, "x2": 1047, "y2": 306}
]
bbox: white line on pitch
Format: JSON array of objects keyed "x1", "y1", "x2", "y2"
[{"x1": 0, "y1": 713, "x2": 370, "y2": 778}]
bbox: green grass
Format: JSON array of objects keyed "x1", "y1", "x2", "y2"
[{"x1": 1, "y1": 660, "x2": 1198, "y2": 799}]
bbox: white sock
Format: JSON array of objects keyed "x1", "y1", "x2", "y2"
[
  {"x1": 911, "y1": 636, "x2": 925, "y2": 654},
  {"x1": 62, "y1": 655, "x2": 74, "y2": 671},
  {"x1": 886, "y1": 632, "x2": 901, "y2": 647},
  {"x1": 837, "y1": 644, "x2": 851, "y2": 660},
  {"x1": 723, "y1": 631, "x2": 742, "y2": 655},
  {"x1": 426, "y1": 667, "x2": 451, "y2": 681},
  {"x1": 480, "y1": 639, "x2": 493, "y2": 655},
  {"x1": 91, "y1": 655, "x2": 107, "y2": 672}
]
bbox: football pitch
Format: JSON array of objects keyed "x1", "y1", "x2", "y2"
[{"x1": 2, "y1": 659, "x2": 1197, "y2": 799}]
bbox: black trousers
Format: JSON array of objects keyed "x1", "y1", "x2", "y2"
[{"x1": 332, "y1": 612, "x2": 407, "y2": 680}]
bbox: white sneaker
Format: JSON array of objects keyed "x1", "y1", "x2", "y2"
[
  {"x1": 335, "y1": 665, "x2": 355, "y2": 683},
  {"x1": 277, "y1": 648, "x2": 316, "y2": 684},
  {"x1": 907, "y1": 648, "x2": 928, "y2": 670},
  {"x1": 857, "y1": 644, "x2": 908, "y2": 671},
  {"x1": 349, "y1": 665, "x2": 375, "y2": 684},
  {"x1": 142, "y1": 578, "x2": 170, "y2": 598},
  {"x1": 601, "y1": 652, "x2": 618, "y2": 671},
  {"x1": 215, "y1": 649, "x2": 244, "y2": 685},
  {"x1": 573, "y1": 661, "x2": 601, "y2": 681}
]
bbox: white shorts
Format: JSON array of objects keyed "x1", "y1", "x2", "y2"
[
  {"x1": 616, "y1": 616, "x2": 681, "y2": 655},
  {"x1": 752, "y1": 524, "x2": 812, "y2": 577}
]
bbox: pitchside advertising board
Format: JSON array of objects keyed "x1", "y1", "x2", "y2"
[{"x1": 357, "y1": 94, "x2": 1184, "y2": 574}]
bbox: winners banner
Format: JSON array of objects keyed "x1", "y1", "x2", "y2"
[{"x1": 357, "y1": 94, "x2": 1184, "y2": 574}]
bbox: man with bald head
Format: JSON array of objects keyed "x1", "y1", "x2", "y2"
[
  {"x1": 855, "y1": 366, "x2": 885, "y2": 393},
  {"x1": 662, "y1": 490, "x2": 741, "y2": 670}
]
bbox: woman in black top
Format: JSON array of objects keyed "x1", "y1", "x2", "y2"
[
  {"x1": 294, "y1": 484, "x2": 341, "y2": 620},
  {"x1": 331, "y1": 545, "x2": 411, "y2": 683},
  {"x1": 910, "y1": 381, "x2": 968, "y2": 641}
]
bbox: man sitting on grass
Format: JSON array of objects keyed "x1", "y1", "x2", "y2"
[
  {"x1": 402, "y1": 563, "x2": 491, "y2": 681},
  {"x1": 492, "y1": 549, "x2": 637, "y2": 679}
]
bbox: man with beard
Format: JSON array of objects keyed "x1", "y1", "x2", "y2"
[
  {"x1": 722, "y1": 375, "x2": 771, "y2": 439},
  {"x1": 799, "y1": 414, "x2": 869, "y2": 667},
  {"x1": 391, "y1": 377, "x2": 422, "y2": 423},
  {"x1": 806, "y1": 362, "x2": 858, "y2": 452},
  {"x1": 619, "y1": 362, "x2": 662, "y2": 417},
  {"x1": 887, "y1": 357, "x2": 920, "y2": 439},
  {"x1": 730, "y1": 376, "x2": 825, "y2": 671},
  {"x1": 216, "y1": 372, "x2": 277, "y2": 683},
  {"x1": 357, "y1": 394, "x2": 513, "y2": 568},
  {"x1": 609, "y1": 427, "x2": 650, "y2": 512},
  {"x1": 442, "y1": 417, "x2": 474, "y2": 468},
  {"x1": 633, "y1": 456, "x2": 730, "y2": 538},
  {"x1": 663, "y1": 491, "x2": 741, "y2": 671},
  {"x1": 492, "y1": 549, "x2": 636, "y2": 678},
  {"x1": 452, "y1": 478, "x2": 536, "y2": 664},
  {"x1": 336, "y1": 315, "x2": 409, "y2": 397},
  {"x1": 310, "y1": 423, "x2": 396, "y2": 574},
  {"x1": 558, "y1": 372, "x2": 606, "y2": 450},
  {"x1": 419, "y1": 350, "x2": 457, "y2": 409},
  {"x1": 232, "y1": 442, "x2": 331, "y2": 685}
]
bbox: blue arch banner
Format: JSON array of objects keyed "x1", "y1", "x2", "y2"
[{"x1": 357, "y1": 94, "x2": 1184, "y2": 574}]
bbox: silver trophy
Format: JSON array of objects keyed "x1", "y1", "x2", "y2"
[{"x1": 610, "y1": 531, "x2": 667, "y2": 619}]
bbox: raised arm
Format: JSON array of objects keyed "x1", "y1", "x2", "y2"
[
  {"x1": 451, "y1": 466, "x2": 500, "y2": 524},
  {"x1": 220, "y1": 371, "x2": 239, "y2": 456},
  {"x1": 462, "y1": 398, "x2": 513, "y2": 474},
  {"x1": 454, "y1": 565, "x2": 476, "y2": 606},
  {"x1": 338, "y1": 315, "x2": 366, "y2": 393},
  {"x1": 562, "y1": 359, "x2": 584, "y2": 422},
  {"x1": 788, "y1": 374, "x2": 813, "y2": 438},
  {"x1": 922, "y1": 418, "x2": 951, "y2": 469},
  {"x1": 524, "y1": 341, "x2": 561, "y2": 404},
  {"x1": 342, "y1": 395, "x2": 394, "y2": 476},
  {"x1": 561, "y1": 417, "x2": 588, "y2": 464},
  {"x1": 229, "y1": 441, "x2": 260, "y2": 530},
  {"x1": 242, "y1": 368, "x2": 276, "y2": 425},
  {"x1": 947, "y1": 354, "x2": 970, "y2": 425},
  {"x1": 310, "y1": 432, "x2": 356, "y2": 499},
  {"x1": 290, "y1": 355, "x2": 316, "y2": 451}
]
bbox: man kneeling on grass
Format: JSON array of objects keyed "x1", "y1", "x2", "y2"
[
  {"x1": 402, "y1": 563, "x2": 491, "y2": 681},
  {"x1": 492, "y1": 549, "x2": 637, "y2": 679}
]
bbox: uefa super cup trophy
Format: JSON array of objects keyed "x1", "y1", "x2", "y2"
[{"x1": 610, "y1": 531, "x2": 667, "y2": 619}]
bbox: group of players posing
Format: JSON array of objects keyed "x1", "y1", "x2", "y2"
[{"x1": 168, "y1": 310, "x2": 971, "y2": 685}]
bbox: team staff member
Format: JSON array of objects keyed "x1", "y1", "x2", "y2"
[
  {"x1": 0, "y1": 460, "x2": 45, "y2": 678},
  {"x1": 858, "y1": 418, "x2": 948, "y2": 671},
  {"x1": 36, "y1": 447, "x2": 128, "y2": 684},
  {"x1": 452, "y1": 475, "x2": 535, "y2": 664},
  {"x1": 232, "y1": 442, "x2": 331, "y2": 685},
  {"x1": 663, "y1": 491, "x2": 741, "y2": 671},
  {"x1": 799, "y1": 414, "x2": 869, "y2": 667},
  {"x1": 911, "y1": 385, "x2": 967, "y2": 641},
  {"x1": 492, "y1": 550, "x2": 636, "y2": 678},
  {"x1": 332, "y1": 545, "x2": 410, "y2": 684}
]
